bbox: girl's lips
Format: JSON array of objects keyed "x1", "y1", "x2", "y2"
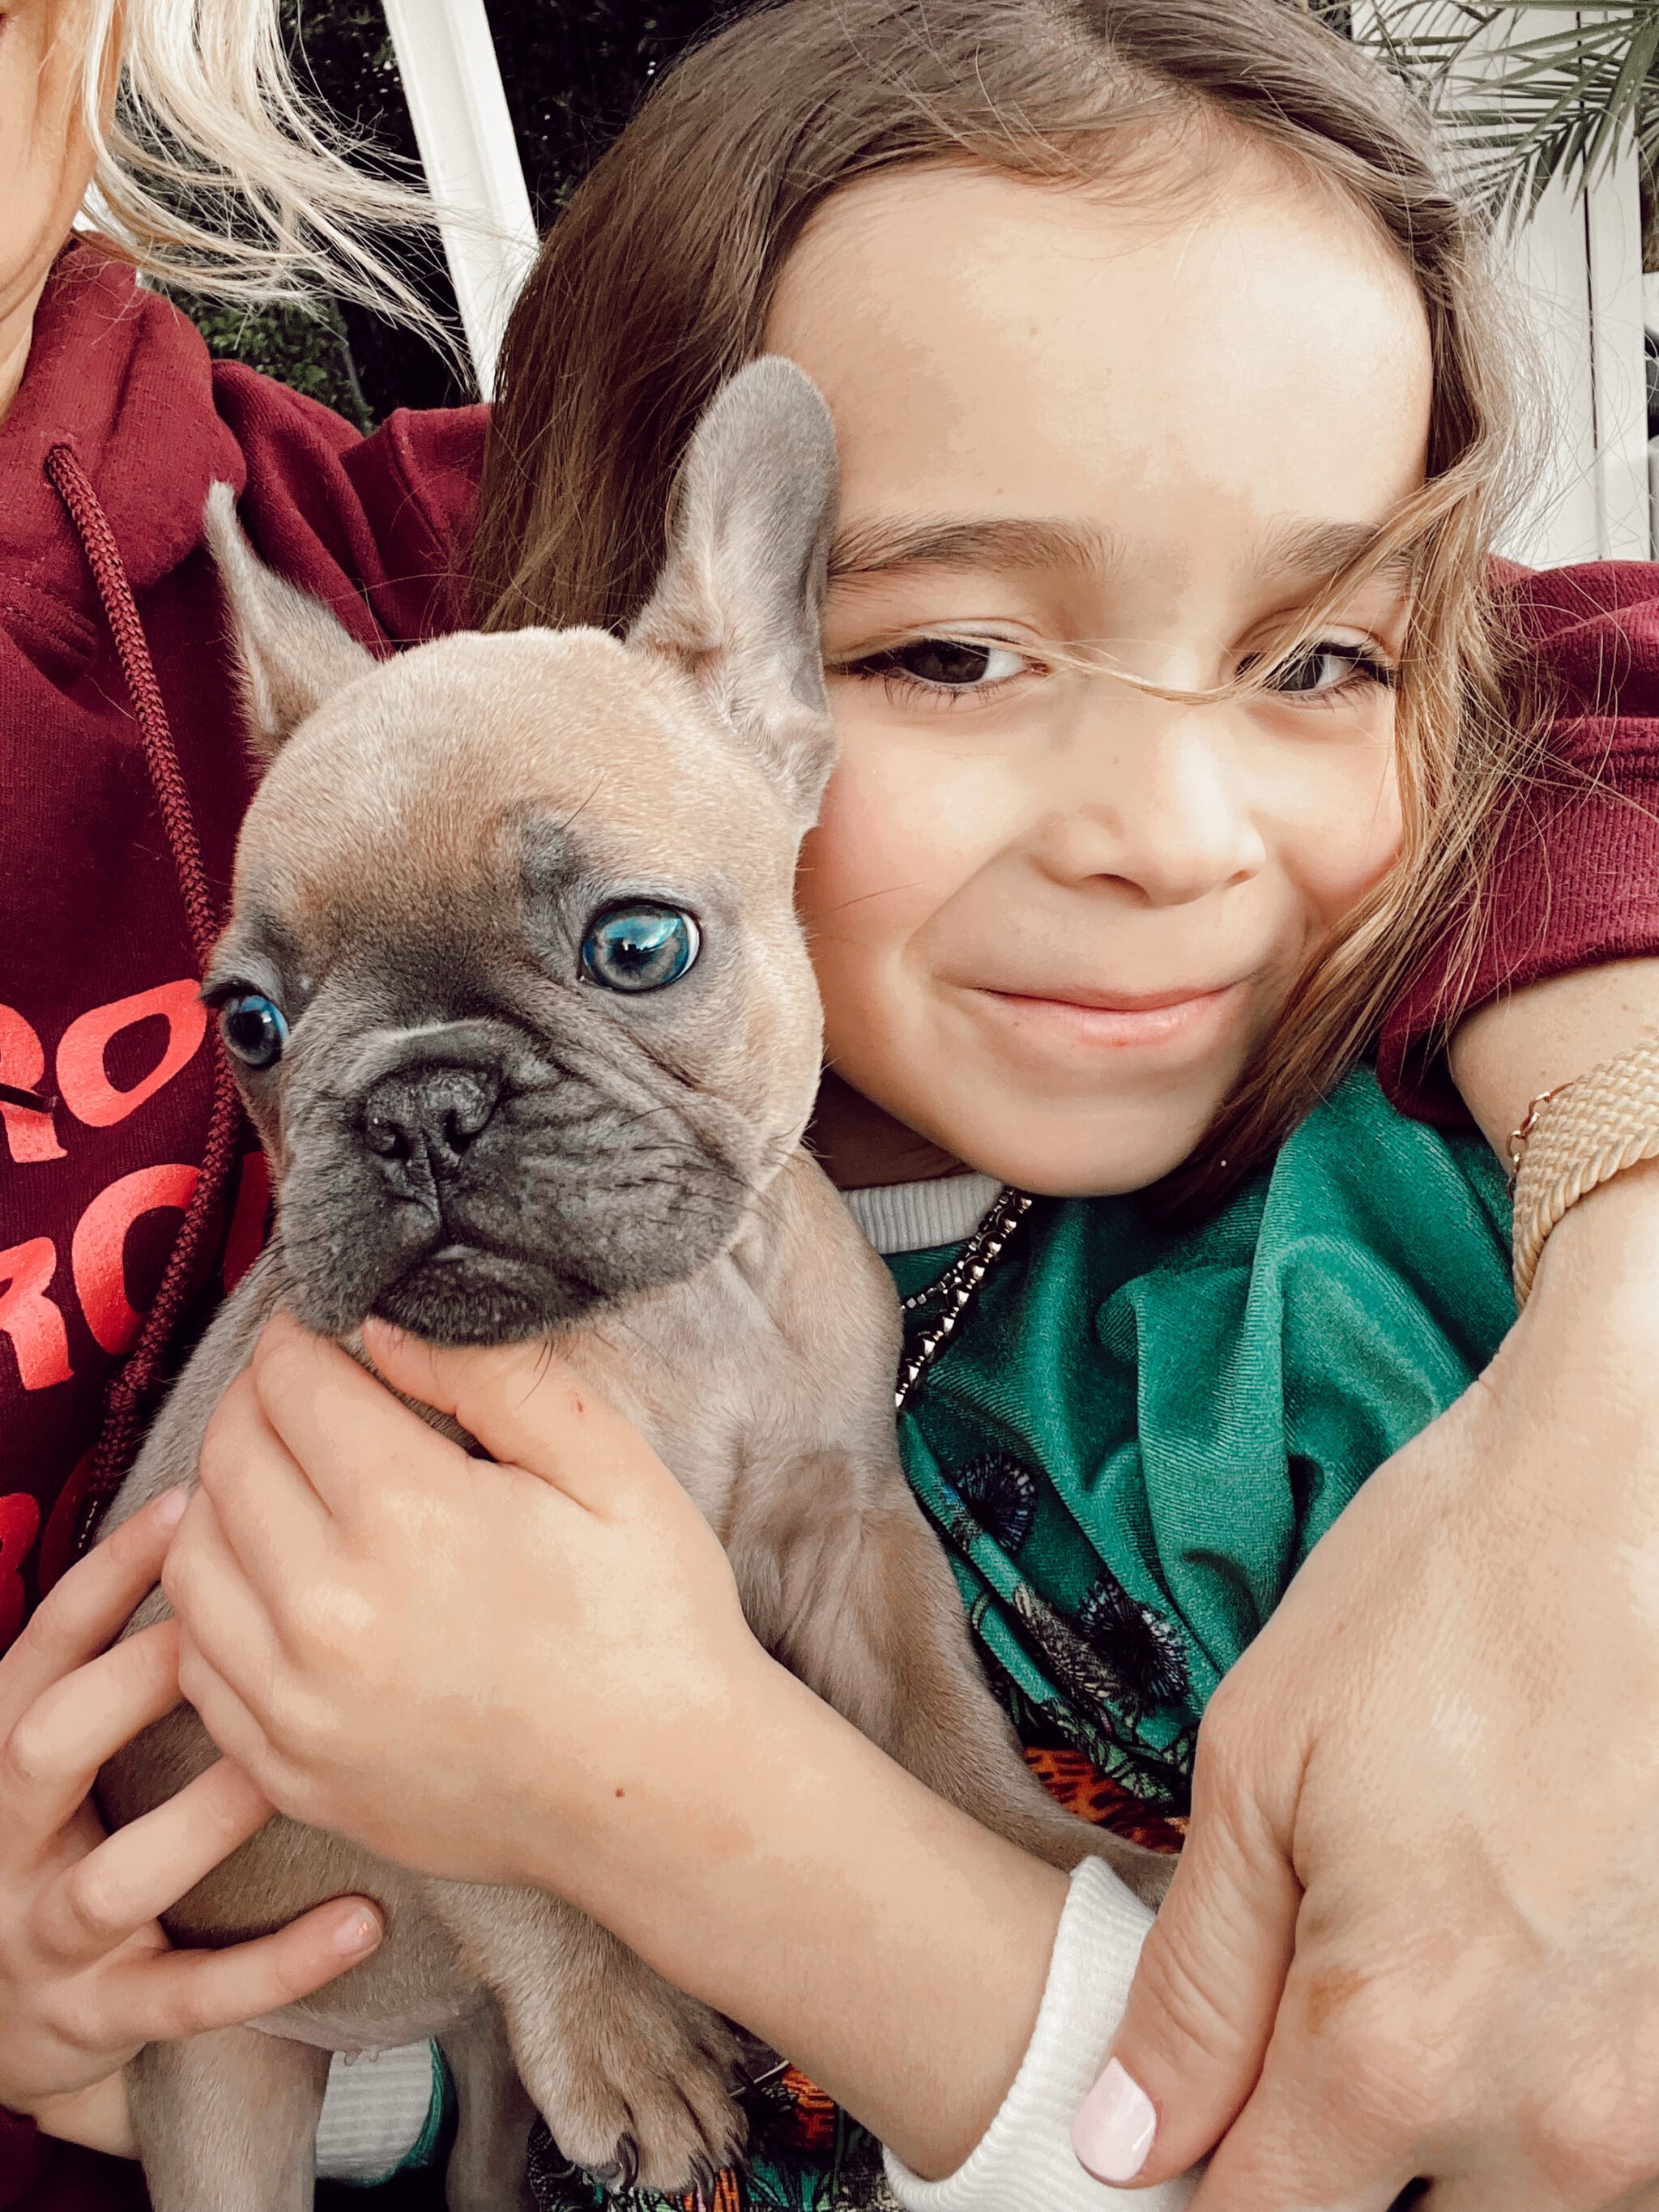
[{"x1": 969, "y1": 981, "x2": 1244, "y2": 1050}]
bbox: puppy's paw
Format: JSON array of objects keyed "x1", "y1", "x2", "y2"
[{"x1": 534, "y1": 1986, "x2": 748, "y2": 2195}]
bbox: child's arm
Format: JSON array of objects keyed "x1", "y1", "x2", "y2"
[
  {"x1": 881, "y1": 1858, "x2": 1195, "y2": 2210},
  {"x1": 0, "y1": 1490, "x2": 385, "y2": 2158},
  {"x1": 157, "y1": 1314, "x2": 1185, "y2": 2192}
]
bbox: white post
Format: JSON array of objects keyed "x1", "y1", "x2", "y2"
[
  {"x1": 1502, "y1": 139, "x2": 1648, "y2": 566},
  {"x1": 379, "y1": 0, "x2": 539, "y2": 398},
  {"x1": 1582, "y1": 134, "x2": 1649, "y2": 560}
]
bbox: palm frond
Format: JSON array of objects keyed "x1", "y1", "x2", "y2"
[{"x1": 1361, "y1": 2, "x2": 1659, "y2": 218}]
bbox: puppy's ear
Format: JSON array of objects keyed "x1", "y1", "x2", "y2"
[
  {"x1": 627, "y1": 358, "x2": 839, "y2": 828},
  {"x1": 203, "y1": 482, "x2": 378, "y2": 765}
]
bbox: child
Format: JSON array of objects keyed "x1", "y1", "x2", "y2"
[{"x1": 6, "y1": 2, "x2": 1659, "y2": 2209}]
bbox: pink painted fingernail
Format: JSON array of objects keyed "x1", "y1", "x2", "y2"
[
  {"x1": 152, "y1": 1488, "x2": 190, "y2": 1531},
  {"x1": 1073, "y1": 2059, "x2": 1158, "y2": 2184}
]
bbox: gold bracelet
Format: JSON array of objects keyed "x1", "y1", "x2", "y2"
[{"x1": 1508, "y1": 1038, "x2": 1659, "y2": 1304}]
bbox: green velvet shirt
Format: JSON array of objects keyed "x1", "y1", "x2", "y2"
[{"x1": 886, "y1": 1067, "x2": 1517, "y2": 1813}]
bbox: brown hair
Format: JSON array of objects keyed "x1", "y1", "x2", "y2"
[{"x1": 476, "y1": 0, "x2": 1533, "y2": 1212}]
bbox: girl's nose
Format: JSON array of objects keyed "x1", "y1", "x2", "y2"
[{"x1": 1035, "y1": 702, "x2": 1268, "y2": 908}]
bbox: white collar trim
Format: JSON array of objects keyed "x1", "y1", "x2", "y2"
[{"x1": 841, "y1": 1172, "x2": 1004, "y2": 1256}]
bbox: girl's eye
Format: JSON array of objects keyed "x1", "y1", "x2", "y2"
[
  {"x1": 581, "y1": 902, "x2": 702, "y2": 993},
  {"x1": 1259, "y1": 642, "x2": 1396, "y2": 698},
  {"x1": 838, "y1": 637, "x2": 1030, "y2": 691},
  {"x1": 220, "y1": 992, "x2": 288, "y2": 1070}
]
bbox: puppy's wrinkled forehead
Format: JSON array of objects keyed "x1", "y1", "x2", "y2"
[{"x1": 238, "y1": 627, "x2": 793, "y2": 960}]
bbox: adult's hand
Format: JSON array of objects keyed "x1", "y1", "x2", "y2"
[
  {"x1": 0, "y1": 1489, "x2": 383, "y2": 2157},
  {"x1": 1076, "y1": 1160, "x2": 1659, "y2": 2210}
]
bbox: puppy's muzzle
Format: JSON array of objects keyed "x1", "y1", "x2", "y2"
[{"x1": 360, "y1": 1062, "x2": 501, "y2": 1196}]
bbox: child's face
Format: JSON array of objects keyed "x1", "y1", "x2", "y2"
[{"x1": 766, "y1": 153, "x2": 1431, "y2": 1194}]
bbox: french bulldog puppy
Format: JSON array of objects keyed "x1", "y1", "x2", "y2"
[{"x1": 99, "y1": 359, "x2": 1166, "y2": 2212}]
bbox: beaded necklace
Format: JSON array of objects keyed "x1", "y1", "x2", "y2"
[{"x1": 893, "y1": 1185, "x2": 1034, "y2": 1413}]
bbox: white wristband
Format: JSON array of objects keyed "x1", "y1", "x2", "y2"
[{"x1": 882, "y1": 1858, "x2": 1197, "y2": 2212}]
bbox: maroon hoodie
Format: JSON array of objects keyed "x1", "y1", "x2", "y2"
[
  {"x1": 0, "y1": 244, "x2": 481, "y2": 2209},
  {"x1": 4, "y1": 239, "x2": 1659, "y2": 2210}
]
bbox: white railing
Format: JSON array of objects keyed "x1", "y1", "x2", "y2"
[{"x1": 378, "y1": 0, "x2": 539, "y2": 397}]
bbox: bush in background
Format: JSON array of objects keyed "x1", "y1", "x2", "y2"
[{"x1": 178, "y1": 0, "x2": 744, "y2": 423}]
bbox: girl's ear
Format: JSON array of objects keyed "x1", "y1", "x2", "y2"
[
  {"x1": 203, "y1": 483, "x2": 379, "y2": 766},
  {"x1": 627, "y1": 356, "x2": 840, "y2": 829}
]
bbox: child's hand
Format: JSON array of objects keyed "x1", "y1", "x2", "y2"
[
  {"x1": 162, "y1": 1312, "x2": 778, "y2": 1901},
  {"x1": 0, "y1": 1490, "x2": 384, "y2": 2143},
  {"x1": 161, "y1": 1315, "x2": 1088, "y2": 2183}
]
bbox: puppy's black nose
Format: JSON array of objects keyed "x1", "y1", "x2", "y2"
[{"x1": 361, "y1": 1064, "x2": 501, "y2": 1179}]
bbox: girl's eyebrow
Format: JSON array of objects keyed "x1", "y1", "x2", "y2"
[
  {"x1": 1255, "y1": 516, "x2": 1414, "y2": 586},
  {"x1": 827, "y1": 513, "x2": 1414, "y2": 592},
  {"x1": 827, "y1": 515, "x2": 1118, "y2": 582}
]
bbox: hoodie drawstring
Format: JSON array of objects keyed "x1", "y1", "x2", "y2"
[{"x1": 45, "y1": 442, "x2": 245, "y2": 1553}]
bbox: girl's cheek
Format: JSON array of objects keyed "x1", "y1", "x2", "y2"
[
  {"x1": 798, "y1": 774, "x2": 918, "y2": 953},
  {"x1": 797, "y1": 718, "x2": 1000, "y2": 951},
  {"x1": 1282, "y1": 744, "x2": 1405, "y2": 931}
]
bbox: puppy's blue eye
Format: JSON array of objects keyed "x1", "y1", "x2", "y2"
[
  {"x1": 581, "y1": 904, "x2": 700, "y2": 993},
  {"x1": 220, "y1": 992, "x2": 288, "y2": 1069}
]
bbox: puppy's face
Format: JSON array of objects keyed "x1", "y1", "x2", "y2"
[{"x1": 203, "y1": 360, "x2": 839, "y2": 1345}]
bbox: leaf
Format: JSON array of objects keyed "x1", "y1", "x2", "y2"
[{"x1": 1361, "y1": 2, "x2": 1659, "y2": 216}]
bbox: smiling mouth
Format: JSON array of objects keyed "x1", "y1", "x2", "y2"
[{"x1": 970, "y1": 981, "x2": 1246, "y2": 1049}]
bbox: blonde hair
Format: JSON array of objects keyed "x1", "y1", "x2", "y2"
[
  {"x1": 74, "y1": 0, "x2": 448, "y2": 345},
  {"x1": 476, "y1": 0, "x2": 1541, "y2": 1212}
]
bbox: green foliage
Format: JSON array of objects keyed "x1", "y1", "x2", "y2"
[
  {"x1": 1362, "y1": 2, "x2": 1659, "y2": 257},
  {"x1": 169, "y1": 0, "x2": 461, "y2": 424},
  {"x1": 177, "y1": 293, "x2": 372, "y2": 428}
]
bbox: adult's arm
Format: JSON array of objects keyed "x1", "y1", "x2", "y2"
[{"x1": 1093, "y1": 562, "x2": 1659, "y2": 2205}]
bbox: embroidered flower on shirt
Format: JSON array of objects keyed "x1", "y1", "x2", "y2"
[
  {"x1": 940, "y1": 1451, "x2": 1038, "y2": 1553},
  {"x1": 1078, "y1": 1572, "x2": 1191, "y2": 1710}
]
